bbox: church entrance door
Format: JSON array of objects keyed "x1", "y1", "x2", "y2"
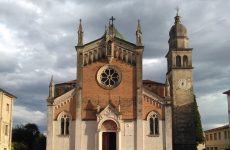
[{"x1": 102, "y1": 132, "x2": 116, "y2": 150}]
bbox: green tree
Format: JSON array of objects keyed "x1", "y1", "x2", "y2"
[
  {"x1": 12, "y1": 142, "x2": 28, "y2": 150},
  {"x1": 194, "y1": 95, "x2": 205, "y2": 145},
  {"x1": 36, "y1": 134, "x2": 46, "y2": 150},
  {"x1": 12, "y1": 123, "x2": 46, "y2": 150}
]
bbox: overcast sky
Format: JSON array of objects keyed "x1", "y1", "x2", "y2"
[{"x1": 0, "y1": 0, "x2": 230, "y2": 132}]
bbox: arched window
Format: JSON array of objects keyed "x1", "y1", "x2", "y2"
[
  {"x1": 148, "y1": 112, "x2": 159, "y2": 135},
  {"x1": 183, "y1": 55, "x2": 188, "y2": 67},
  {"x1": 58, "y1": 112, "x2": 71, "y2": 135},
  {"x1": 61, "y1": 118, "x2": 65, "y2": 135},
  {"x1": 176, "y1": 55, "x2": 181, "y2": 67}
]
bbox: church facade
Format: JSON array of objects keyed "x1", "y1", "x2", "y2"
[{"x1": 46, "y1": 14, "x2": 196, "y2": 150}]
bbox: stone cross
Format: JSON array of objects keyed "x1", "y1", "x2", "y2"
[{"x1": 109, "y1": 16, "x2": 116, "y2": 26}]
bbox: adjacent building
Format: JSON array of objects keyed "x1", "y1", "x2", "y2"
[
  {"x1": 0, "y1": 88, "x2": 16, "y2": 150},
  {"x1": 204, "y1": 90, "x2": 230, "y2": 150},
  {"x1": 46, "y1": 14, "x2": 197, "y2": 150},
  {"x1": 223, "y1": 90, "x2": 230, "y2": 126},
  {"x1": 205, "y1": 125, "x2": 230, "y2": 150}
]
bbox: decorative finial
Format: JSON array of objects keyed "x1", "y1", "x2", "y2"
[
  {"x1": 176, "y1": 6, "x2": 180, "y2": 16},
  {"x1": 77, "y1": 19, "x2": 83, "y2": 46},
  {"x1": 136, "y1": 19, "x2": 142, "y2": 46},
  {"x1": 138, "y1": 19, "x2": 141, "y2": 27},
  {"x1": 174, "y1": 7, "x2": 181, "y2": 24},
  {"x1": 49, "y1": 75, "x2": 55, "y2": 99},
  {"x1": 49, "y1": 75, "x2": 54, "y2": 87}
]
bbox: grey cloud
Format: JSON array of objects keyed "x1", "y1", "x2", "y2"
[
  {"x1": 143, "y1": 58, "x2": 167, "y2": 82},
  {"x1": 0, "y1": 54, "x2": 18, "y2": 73}
]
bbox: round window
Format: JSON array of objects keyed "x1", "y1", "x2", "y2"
[{"x1": 97, "y1": 65, "x2": 121, "y2": 89}]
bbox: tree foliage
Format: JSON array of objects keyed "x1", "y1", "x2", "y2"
[
  {"x1": 12, "y1": 142, "x2": 28, "y2": 150},
  {"x1": 194, "y1": 95, "x2": 205, "y2": 145},
  {"x1": 12, "y1": 123, "x2": 46, "y2": 150}
]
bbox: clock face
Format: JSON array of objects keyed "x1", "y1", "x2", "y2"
[
  {"x1": 178, "y1": 79, "x2": 191, "y2": 90},
  {"x1": 97, "y1": 65, "x2": 121, "y2": 89}
]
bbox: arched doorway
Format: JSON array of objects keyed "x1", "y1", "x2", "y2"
[{"x1": 100, "y1": 120, "x2": 118, "y2": 150}]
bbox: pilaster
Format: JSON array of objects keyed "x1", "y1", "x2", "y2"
[
  {"x1": 46, "y1": 103, "x2": 54, "y2": 150},
  {"x1": 164, "y1": 98, "x2": 173, "y2": 150},
  {"x1": 135, "y1": 46, "x2": 144, "y2": 150},
  {"x1": 75, "y1": 45, "x2": 84, "y2": 150}
]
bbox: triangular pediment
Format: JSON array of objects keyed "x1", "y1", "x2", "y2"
[
  {"x1": 100, "y1": 104, "x2": 120, "y2": 116},
  {"x1": 97, "y1": 104, "x2": 121, "y2": 123},
  {"x1": 53, "y1": 89, "x2": 75, "y2": 105}
]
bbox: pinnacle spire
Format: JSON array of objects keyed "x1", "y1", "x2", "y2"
[
  {"x1": 49, "y1": 75, "x2": 54, "y2": 87},
  {"x1": 77, "y1": 19, "x2": 83, "y2": 46},
  {"x1": 137, "y1": 19, "x2": 142, "y2": 31},
  {"x1": 49, "y1": 75, "x2": 55, "y2": 98},
  {"x1": 104, "y1": 24, "x2": 108, "y2": 36},
  {"x1": 136, "y1": 19, "x2": 142, "y2": 46}
]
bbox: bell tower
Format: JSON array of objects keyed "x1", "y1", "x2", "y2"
[{"x1": 166, "y1": 13, "x2": 196, "y2": 150}]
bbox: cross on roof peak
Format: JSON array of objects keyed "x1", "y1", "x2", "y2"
[{"x1": 109, "y1": 16, "x2": 116, "y2": 26}]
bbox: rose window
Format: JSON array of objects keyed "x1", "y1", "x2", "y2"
[{"x1": 97, "y1": 65, "x2": 121, "y2": 89}]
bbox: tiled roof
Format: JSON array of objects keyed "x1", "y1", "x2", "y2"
[
  {"x1": 204, "y1": 125, "x2": 229, "y2": 132},
  {"x1": 143, "y1": 80, "x2": 165, "y2": 86},
  {"x1": 113, "y1": 26, "x2": 125, "y2": 40},
  {"x1": 55, "y1": 80, "x2": 77, "y2": 86}
]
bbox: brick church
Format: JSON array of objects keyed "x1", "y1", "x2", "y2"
[{"x1": 46, "y1": 14, "x2": 196, "y2": 150}]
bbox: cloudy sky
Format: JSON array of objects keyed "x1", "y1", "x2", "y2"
[{"x1": 0, "y1": 0, "x2": 229, "y2": 132}]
